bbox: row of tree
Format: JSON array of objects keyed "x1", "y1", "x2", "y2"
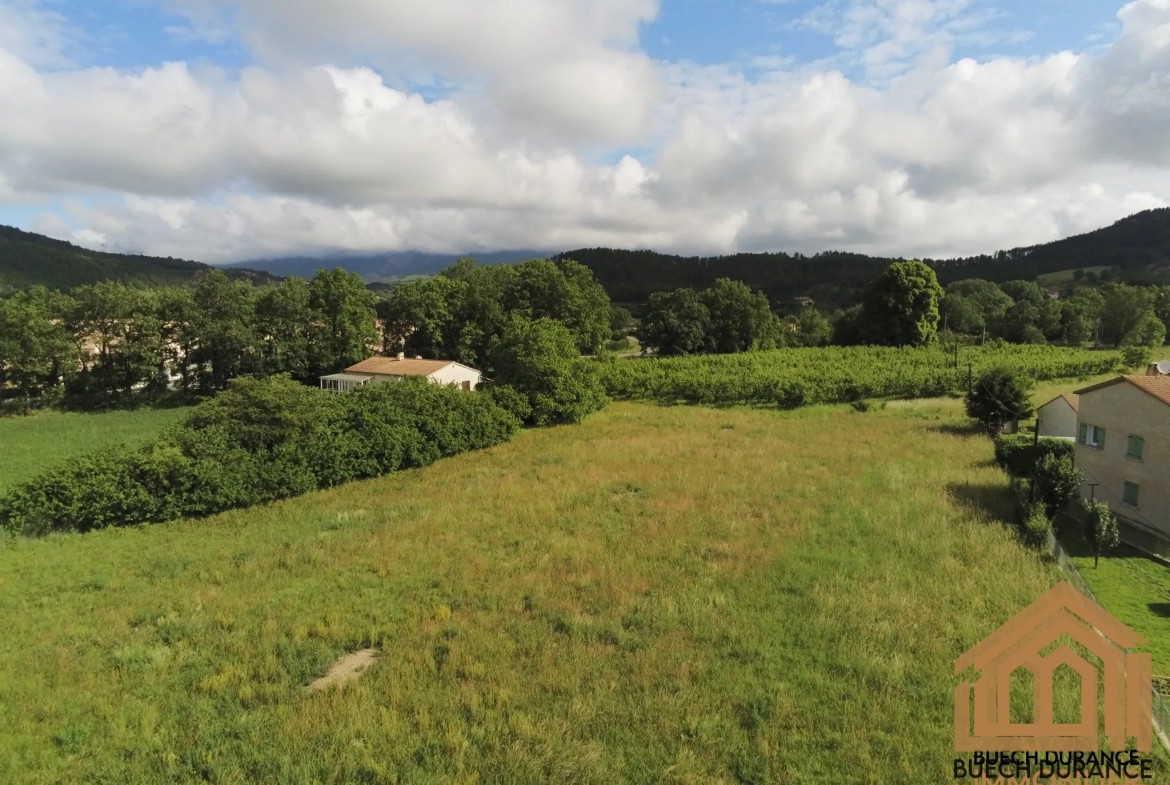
[
  {"x1": 937, "y1": 278, "x2": 1169, "y2": 348},
  {"x1": 0, "y1": 257, "x2": 615, "y2": 409},
  {"x1": 0, "y1": 268, "x2": 378, "y2": 405},
  {"x1": 636, "y1": 279, "x2": 831, "y2": 356},
  {"x1": 635, "y1": 260, "x2": 1170, "y2": 355}
]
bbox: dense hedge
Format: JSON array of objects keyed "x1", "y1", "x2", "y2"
[
  {"x1": 0, "y1": 376, "x2": 520, "y2": 536},
  {"x1": 598, "y1": 345, "x2": 1119, "y2": 408},
  {"x1": 994, "y1": 435, "x2": 1075, "y2": 478}
]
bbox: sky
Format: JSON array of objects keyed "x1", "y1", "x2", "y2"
[{"x1": 0, "y1": 0, "x2": 1168, "y2": 264}]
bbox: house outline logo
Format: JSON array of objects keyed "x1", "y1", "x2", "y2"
[{"x1": 955, "y1": 582, "x2": 1153, "y2": 752}]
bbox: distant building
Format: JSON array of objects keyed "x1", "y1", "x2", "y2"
[
  {"x1": 320, "y1": 353, "x2": 482, "y2": 393},
  {"x1": 793, "y1": 296, "x2": 815, "y2": 308},
  {"x1": 1036, "y1": 394, "x2": 1079, "y2": 441}
]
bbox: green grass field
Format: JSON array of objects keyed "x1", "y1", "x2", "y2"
[
  {"x1": 0, "y1": 407, "x2": 191, "y2": 493},
  {"x1": 9, "y1": 397, "x2": 1165, "y2": 784},
  {"x1": 1036, "y1": 266, "x2": 1117, "y2": 285}
]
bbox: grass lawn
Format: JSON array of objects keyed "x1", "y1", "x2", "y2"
[
  {"x1": 0, "y1": 407, "x2": 191, "y2": 494},
  {"x1": 1036, "y1": 266, "x2": 1117, "y2": 285},
  {"x1": 4, "y1": 398, "x2": 1136, "y2": 785},
  {"x1": 1053, "y1": 518, "x2": 1170, "y2": 676}
]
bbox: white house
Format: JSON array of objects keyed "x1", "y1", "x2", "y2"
[
  {"x1": 320, "y1": 353, "x2": 482, "y2": 393},
  {"x1": 1036, "y1": 393, "x2": 1079, "y2": 441}
]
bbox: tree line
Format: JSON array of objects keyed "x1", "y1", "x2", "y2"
[
  {"x1": 557, "y1": 207, "x2": 1170, "y2": 308},
  {"x1": 634, "y1": 261, "x2": 1170, "y2": 357},
  {"x1": 0, "y1": 257, "x2": 615, "y2": 411}
]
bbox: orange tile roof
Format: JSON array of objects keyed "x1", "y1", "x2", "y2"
[
  {"x1": 345, "y1": 356, "x2": 454, "y2": 377},
  {"x1": 1074, "y1": 375, "x2": 1170, "y2": 407}
]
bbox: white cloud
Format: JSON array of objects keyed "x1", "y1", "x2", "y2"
[{"x1": 3, "y1": 0, "x2": 1170, "y2": 264}]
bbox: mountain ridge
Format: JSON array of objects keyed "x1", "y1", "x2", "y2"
[{"x1": 4, "y1": 208, "x2": 1169, "y2": 303}]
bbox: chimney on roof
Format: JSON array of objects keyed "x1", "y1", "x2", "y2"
[{"x1": 397, "y1": 352, "x2": 405, "y2": 361}]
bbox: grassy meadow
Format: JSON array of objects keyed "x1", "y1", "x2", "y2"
[
  {"x1": 9, "y1": 396, "x2": 1161, "y2": 784},
  {"x1": 0, "y1": 407, "x2": 190, "y2": 493}
]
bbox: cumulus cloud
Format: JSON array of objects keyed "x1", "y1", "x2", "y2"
[{"x1": 3, "y1": 0, "x2": 1170, "y2": 263}]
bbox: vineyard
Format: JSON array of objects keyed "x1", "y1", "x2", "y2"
[{"x1": 598, "y1": 345, "x2": 1122, "y2": 407}]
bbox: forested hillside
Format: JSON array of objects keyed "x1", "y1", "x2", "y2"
[
  {"x1": 0, "y1": 226, "x2": 277, "y2": 293},
  {"x1": 558, "y1": 207, "x2": 1170, "y2": 308}
]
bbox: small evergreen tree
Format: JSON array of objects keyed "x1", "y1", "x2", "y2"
[{"x1": 965, "y1": 367, "x2": 1034, "y2": 438}]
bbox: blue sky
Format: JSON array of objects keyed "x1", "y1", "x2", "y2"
[
  {"x1": 43, "y1": 0, "x2": 1122, "y2": 76},
  {"x1": 0, "y1": 0, "x2": 1166, "y2": 261}
]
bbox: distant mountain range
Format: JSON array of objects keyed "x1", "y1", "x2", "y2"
[
  {"x1": 0, "y1": 225, "x2": 277, "y2": 293},
  {"x1": 4, "y1": 208, "x2": 1169, "y2": 306},
  {"x1": 226, "y1": 249, "x2": 554, "y2": 283}
]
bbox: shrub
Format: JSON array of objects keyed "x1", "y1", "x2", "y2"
[
  {"x1": 1021, "y1": 503, "x2": 1053, "y2": 550},
  {"x1": 1032, "y1": 452, "x2": 1084, "y2": 518},
  {"x1": 1121, "y1": 344, "x2": 1152, "y2": 370},
  {"x1": 0, "y1": 376, "x2": 520, "y2": 536},
  {"x1": 481, "y1": 383, "x2": 534, "y2": 425},
  {"x1": 993, "y1": 435, "x2": 1074, "y2": 477}
]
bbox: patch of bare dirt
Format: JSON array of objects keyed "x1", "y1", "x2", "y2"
[{"x1": 305, "y1": 648, "x2": 379, "y2": 693}]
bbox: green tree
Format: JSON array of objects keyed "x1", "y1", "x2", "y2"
[
  {"x1": 502, "y1": 258, "x2": 611, "y2": 354},
  {"x1": 0, "y1": 287, "x2": 76, "y2": 400},
  {"x1": 860, "y1": 261, "x2": 943, "y2": 347},
  {"x1": 156, "y1": 286, "x2": 198, "y2": 394},
  {"x1": 830, "y1": 304, "x2": 866, "y2": 346},
  {"x1": 1154, "y1": 286, "x2": 1170, "y2": 343},
  {"x1": 939, "y1": 293, "x2": 985, "y2": 335},
  {"x1": 1121, "y1": 344, "x2": 1152, "y2": 370},
  {"x1": 309, "y1": 268, "x2": 379, "y2": 373},
  {"x1": 609, "y1": 305, "x2": 635, "y2": 340},
  {"x1": 1083, "y1": 499, "x2": 1120, "y2": 568},
  {"x1": 189, "y1": 270, "x2": 259, "y2": 391},
  {"x1": 944, "y1": 279, "x2": 1014, "y2": 327},
  {"x1": 965, "y1": 367, "x2": 1035, "y2": 437},
  {"x1": 788, "y1": 306, "x2": 831, "y2": 347},
  {"x1": 1060, "y1": 287, "x2": 1104, "y2": 345},
  {"x1": 255, "y1": 277, "x2": 315, "y2": 379},
  {"x1": 1122, "y1": 310, "x2": 1166, "y2": 350},
  {"x1": 700, "y1": 278, "x2": 778, "y2": 353},
  {"x1": 378, "y1": 275, "x2": 465, "y2": 360},
  {"x1": 638, "y1": 289, "x2": 713, "y2": 356},
  {"x1": 1032, "y1": 453, "x2": 1084, "y2": 519},
  {"x1": 488, "y1": 318, "x2": 608, "y2": 426},
  {"x1": 1099, "y1": 284, "x2": 1154, "y2": 348},
  {"x1": 993, "y1": 281, "x2": 1062, "y2": 343}
]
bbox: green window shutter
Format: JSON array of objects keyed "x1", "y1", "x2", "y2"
[
  {"x1": 1128, "y1": 435, "x2": 1144, "y2": 460},
  {"x1": 1124, "y1": 482, "x2": 1140, "y2": 507},
  {"x1": 1097, "y1": 428, "x2": 1106, "y2": 450},
  {"x1": 1079, "y1": 424, "x2": 1088, "y2": 445}
]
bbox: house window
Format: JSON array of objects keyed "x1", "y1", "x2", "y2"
[
  {"x1": 1123, "y1": 482, "x2": 1140, "y2": 507},
  {"x1": 1127, "y1": 435, "x2": 1145, "y2": 461},
  {"x1": 1079, "y1": 424, "x2": 1106, "y2": 449}
]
